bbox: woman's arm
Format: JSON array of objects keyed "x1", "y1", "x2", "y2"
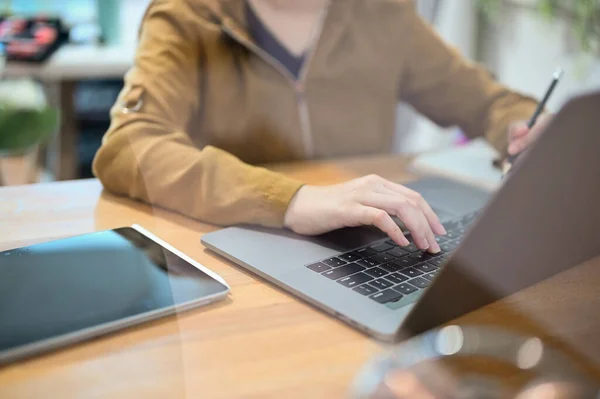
[
  {"x1": 93, "y1": 0, "x2": 302, "y2": 227},
  {"x1": 95, "y1": 0, "x2": 446, "y2": 251},
  {"x1": 399, "y1": 2, "x2": 538, "y2": 153}
]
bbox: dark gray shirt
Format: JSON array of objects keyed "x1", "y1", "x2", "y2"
[{"x1": 246, "y1": 3, "x2": 306, "y2": 80}]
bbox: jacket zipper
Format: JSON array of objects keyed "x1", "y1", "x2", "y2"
[
  {"x1": 222, "y1": 9, "x2": 328, "y2": 158},
  {"x1": 293, "y1": 8, "x2": 329, "y2": 158}
]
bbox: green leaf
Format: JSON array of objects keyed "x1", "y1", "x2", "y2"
[
  {"x1": 538, "y1": 0, "x2": 559, "y2": 19},
  {"x1": 477, "y1": 0, "x2": 502, "y2": 18},
  {"x1": 0, "y1": 107, "x2": 59, "y2": 155},
  {"x1": 478, "y1": 0, "x2": 600, "y2": 55}
]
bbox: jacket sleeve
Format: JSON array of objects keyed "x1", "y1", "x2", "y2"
[
  {"x1": 92, "y1": 0, "x2": 303, "y2": 227},
  {"x1": 399, "y1": 3, "x2": 538, "y2": 153}
]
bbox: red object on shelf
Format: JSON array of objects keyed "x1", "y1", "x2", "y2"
[
  {"x1": 0, "y1": 15, "x2": 68, "y2": 63},
  {"x1": 34, "y1": 25, "x2": 58, "y2": 45}
]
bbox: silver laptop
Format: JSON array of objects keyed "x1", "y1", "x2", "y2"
[{"x1": 202, "y1": 93, "x2": 600, "y2": 342}]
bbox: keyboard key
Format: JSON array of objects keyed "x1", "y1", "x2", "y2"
[
  {"x1": 409, "y1": 277, "x2": 431, "y2": 289},
  {"x1": 398, "y1": 267, "x2": 423, "y2": 278},
  {"x1": 440, "y1": 243, "x2": 456, "y2": 252},
  {"x1": 393, "y1": 257, "x2": 420, "y2": 269},
  {"x1": 388, "y1": 247, "x2": 409, "y2": 258},
  {"x1": 402, "y1": 242, "x2": 421, "y2": 253},
  {"x1": 339, "y1": 252, "x2": 362, "y2": 262},
  {"x1": 355, "y1": 247, "x2": 377, "y2": 257},
  {"x1": 423, "y1": 272, "x2": 438, "y2": 281},
  {"x1": 369, "y1": 279, "x2": 394, "y2": 290},
  {"x1": 371, "y1": 253, "x2": 397, "y2": 263},
  {"x1": 307, "y1": 262, "x2": 332, "y2": 273},
  {"x1": 357, "y1": 258, "x2": 380, "y2": 268},
  {"x1": 422, "y1": 269, "x2": 441, "y2": 281},
  {"x1": 394, "y1": 283, "x2": 418, "y2": 295},
  {"x1": 381, "y1": 262, "x2": 403, "y2": 273},
  {"x1": 409, "y1": 251, "x2": 439, "y2": 262},
  {"x1": 445, "y1": 230, "x2": 462, "y2": 240},
  {"x1": 435, "y1": 235, "x2": 449, "y2": 244},
  {"x1": 443, "y1": 223, "x2": 459, "y2": 233},
  {"x1": 370, "y1": 242, "x2": 394, "y2": 253},
  {"x1": 353, "y1": 284, "x2": 379, "y2": 296},
  {"x1": 365, "y1": 267, "x2": 388, "y2": 278},
  {"x1": 322, "y1": 257, "x2": 347, "y2": 267},
  {"x1": 323, "y1": 263, "x2": 365, "y2": 280},
  {"x1": 370, "y1": 289, "x2": 403, "y2": 304},
  {"x1": 385, "y1": 273, "x2": 409, "y2": 284},
  {"x1": 428, "y1": 257, "x2": 446, "y2": 267},
  {"x1": 385, "y1": 239, "x2": 399, "y2": 247},
  {"x1": 338, "y1": 272, "x2": 374, "y2": 288},
  {"x1": 415, "y1": 263, "x2": 438, "y2": 273}
]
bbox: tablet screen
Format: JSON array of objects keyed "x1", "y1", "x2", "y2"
[{"x1": 0, "y1": 227, "x2": 227, "y2": 359}]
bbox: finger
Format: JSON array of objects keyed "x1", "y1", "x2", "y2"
[
  {"x1": 526, "y1": 118, "x2": 549, "y2": 145},
  {"x1": 385, "y1": 193, "x2": 438, "y2": 251},
  {"x1": 409, "y1": 206, "x2": 441, "y2": 253},
  {"x1": 509, "y1": 133, "x2": 537, "y2": 156},
  {"x1": 378, "y1": 182, "x2": 447, "y2": 236},
  {"x1": 508, "y1": 137, "x2": 528, "y2": 155},
  {"x1": 362, "y1": 192, "x2": 433, "y2": 250},
  {"x1": 509, "y1": 116, "x2": 552, "y2": 155},
  {"x1": 423, "y1": 220, "x2": 441, "y2": 254},
  {"x1": 408, "y1": 191, "x2": 446, "y2": 237},
  {"x1": 509, "y1": 123, "x2": 529, "y2": 141},
  {"x1": 356, "y1": 206, "x2": 410, "y2": 247}
]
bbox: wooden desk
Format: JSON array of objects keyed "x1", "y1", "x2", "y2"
[{"x1": 0, "y1": 156, "x2": 598, "y2": 398}]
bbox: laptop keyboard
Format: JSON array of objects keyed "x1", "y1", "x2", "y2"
[{"x1": 306, "y1": 210, "x2": 481, "y2": 306}]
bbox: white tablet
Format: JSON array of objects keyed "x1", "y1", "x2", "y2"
[{"x1": 0, "y1": 225, "x2": 229, "y2": 365}]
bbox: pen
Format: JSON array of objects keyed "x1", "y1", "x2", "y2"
[{"x1": 504, "y1": 68, "x2": 564, "y2": 171}]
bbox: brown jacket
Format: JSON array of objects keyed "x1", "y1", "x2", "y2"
[{"x1": 93, "y1": 0, "x2": 537, "y2": 227}]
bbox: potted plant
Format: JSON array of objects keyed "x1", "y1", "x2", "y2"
[
  {"x1": 477, "y1": 0, "x2": 600, "y2": 55},
  {"x1": 0, "y1": 79, "x2": 58, "y2": 185}
]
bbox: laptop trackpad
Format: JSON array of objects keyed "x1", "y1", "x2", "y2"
[{"x1": 405, "y1": 177, "x2": 492, "y2": 221}]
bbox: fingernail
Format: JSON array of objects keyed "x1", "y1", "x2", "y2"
[
  {"x1": 439, "y1": 225, "x2": 447, "y2": 235},
  {"x1": 430, "y1": 244, "x2": 441, "y2": 254}
]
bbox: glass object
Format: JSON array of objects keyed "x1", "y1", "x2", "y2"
[{"x1": 352, "y1": 326, "x2": 599, "y2": 399}]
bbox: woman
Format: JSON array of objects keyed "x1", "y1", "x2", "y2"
[{"x1": 93, "y1": 0, "x2": 546, "y2": 253}]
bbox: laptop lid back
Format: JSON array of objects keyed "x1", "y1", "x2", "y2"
[{"x1": 400, "y1": 92, "x2": 600, "y2": 338}]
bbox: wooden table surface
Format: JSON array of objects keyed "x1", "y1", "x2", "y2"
[{"x1": 0, "y1": 156, "x2": 598, "y2": 398}]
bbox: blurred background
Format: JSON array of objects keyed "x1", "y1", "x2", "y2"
[{"x1": 0, "y1": 0, "x2": 598, "y2": 186}]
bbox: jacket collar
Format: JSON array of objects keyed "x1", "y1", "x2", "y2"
[
  {"x1": 220, "y1": 0, "x2": 355, "y2": 35},
  {"x1": 218, "y1": 0, "x2": 356, "y2": 45},
  {"x1": 220, "y1": 0, "x2": 250, "y2": 39}
]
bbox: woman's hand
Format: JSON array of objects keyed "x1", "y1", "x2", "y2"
[
  {"x1": 508, "y1": 114, "x2": 553, "y2": 157},
  {"x1": 284, "y1": 175, "x2": 447, "y2": 253}
]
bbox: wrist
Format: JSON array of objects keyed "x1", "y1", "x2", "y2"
[{"x1": 284, "y1": 185, "x2": 309, "y2": 230}]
